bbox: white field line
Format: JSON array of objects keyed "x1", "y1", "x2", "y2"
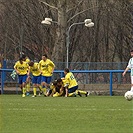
[{"x1": 7, "y1": 108, "x2": 133, "y2": 111}]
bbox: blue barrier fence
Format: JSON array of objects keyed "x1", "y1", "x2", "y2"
[{"x1": 0, "y1": 69, "x2": 129, "y2": 96}]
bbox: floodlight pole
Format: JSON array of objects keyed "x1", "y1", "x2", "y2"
[{"x1": 66, "y1": 22, "x2": 85, "y2": 68}]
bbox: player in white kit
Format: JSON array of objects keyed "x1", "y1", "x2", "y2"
[{"x1": 122, "y1": 50, "x2": 133, "y2": 92}]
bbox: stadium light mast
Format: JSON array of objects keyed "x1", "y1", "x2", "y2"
[
  {"x1": 66, "y1": 19, "x2": 94, "y2": 68},
  {"x1": 41, "y1": 18, "x2": 94, "y2": 68}
]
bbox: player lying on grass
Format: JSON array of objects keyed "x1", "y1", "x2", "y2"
[
  {"x1": 63, "y1": 68, "x2": 89, "y2": 97},
  {"x1": 47, "y1": 69, "x2": 89, "y2": 97},
  {"x1": 47, "y1": 78, "x2": 76, "y2": 97},
  {"x1": 47, "y1": 79, "x2": 66, "y2": 97}
]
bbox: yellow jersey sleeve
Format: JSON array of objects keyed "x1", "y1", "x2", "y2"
[{"x1": 25, "y1": 58, "x2": 30, "y2": 63}]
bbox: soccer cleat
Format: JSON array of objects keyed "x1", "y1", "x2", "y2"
[
  {"x1": 32, "y1": 95, "x2": 36, "y2": 98},
  {"x1": 22, "y1": 94, "x2": 26, "y2": 98},
  {"x1": 44, "y1": 94, "x2": 47, "y2": 97},
  {"x1": 85, "y1": 91, "x2": 90, "y2": 97},
  {"x1": 73, "y1": 94, "x2": 77, "y2": 97},
  {"x1": 77, "y1": 91, "x2": 82, "y2": 97}
]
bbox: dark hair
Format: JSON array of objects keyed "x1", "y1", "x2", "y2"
[
  {"x1": 19, "y1": 57, "x2": 23, "y2": 64},
  {"x1": 52, "y1": 80, "x2": 57, "y2": 86},
  {"x1": 130, "y1": 50, "x2": 133, "y2": 53},
  {"x1": 29, "y1": 61, "x2": 34, "y2": 66},
  {"x1": 19, "y1": 57, "x2": 23, "y2": 61},
  {"x1": 21, "y1": 54, "x2": 26, "y2": 59},
  {"x1": 42, "y1": 54, "x2": 47, "y2": 58},
  {"x1": 57, "y1": 78, "x2": 62, "y2": 83},
  {"x1": 64, "y1": 68, "x2": 69, "y2": 73}
]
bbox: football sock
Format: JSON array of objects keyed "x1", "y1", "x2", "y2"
[
  {"x1": 22, "y1": 87, "x2": 26, "y2": 94},
  {"x1": 42, "y1": 87, "x2": 47, "y2": 95},
  {"x1": 76, "y1": 90, "x2": 87, "y2": 94},
  {"x1": 33, "y1": 87, "x2": 37, "y2": 96},
  {"x1": 39, "y1": 85, "x2": 43, "y2": 92},
  {"x1": 26, "y1": 83, "x2": 30, "y2": 92},
  {"x1": 68, "y1": 93, "x2": 75, "y2": 97}
]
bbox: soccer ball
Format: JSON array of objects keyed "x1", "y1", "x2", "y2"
[{"x1": 124, "y1": 91, "x2": 133, "y2": 101}]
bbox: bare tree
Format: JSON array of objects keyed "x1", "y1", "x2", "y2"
[{"x1": 0, "y1": 0, "x2": 133, "y2": 67}]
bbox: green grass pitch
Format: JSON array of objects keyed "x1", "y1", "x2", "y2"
[{"x1": 0, "y1": 95, "x2": 133, "y2": 133}]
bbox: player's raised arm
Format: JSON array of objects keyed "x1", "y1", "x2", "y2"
[{"x1": 122, "y1": 67, "x2": 130, "y2": 77}]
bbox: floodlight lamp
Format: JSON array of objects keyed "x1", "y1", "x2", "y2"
[
  {"x1": 41, "y1": 20, "x2": 51, "y2": 25},
  {"x1": 45, "y1": 18, "x2": 52, "y2": 22},
  {"x1": 84, "y1": 19, "x2": 92, "y2": 24},
  {"x1": 85, "y1": 22, "x2": 94, "y2": 27}
]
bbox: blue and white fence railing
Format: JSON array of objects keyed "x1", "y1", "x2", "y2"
[{"x1": 0, "y1": 69, "x2": 129, "y2": 96}]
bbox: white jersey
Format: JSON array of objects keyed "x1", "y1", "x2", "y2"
[{"x1": 127, "y1": 57, "x2": 133, "y2": 76}]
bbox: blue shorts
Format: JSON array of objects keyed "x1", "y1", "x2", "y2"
[
  {"x1": 18, "y1": 74, "x2": 27, "y2": 84},
  {"x1": 41, "y1": 76, "x2": 52, "y2": 84},
  {"x1": 68, "y1": 85, "x2": 78, "y2": 93},
  {"x1": 32, "y1": 75, "x2": 41, "y2": 84}
]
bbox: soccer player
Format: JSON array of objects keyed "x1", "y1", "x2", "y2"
[
  {"x1": 122, "y1": 49, "x2": 133, "y2": 92},
  {"x1": 38, "y1": 54, "x2": 55, "y2": 96},
  {"x1": 63, "y1": 68, "x2": 89, "y2": 97},
  {"x1": 22, "y1": 54, "x2": 31, "y2": 95},
  {"x1": 28, "y1": 61, "x2": 42, "y2": 97},
  {"x1": 47, "y1": 78, "x2": 65, "y2": 97},
  {"x1": 22, "y1": 54, "x2": 30, "y2": 64},
  {"x1": 14, "y1": 57, "x2": 29, "y2": 97},
  {"x1": 52, "y1": 78, "x2": 65, "y2": 97},
  {"x1": 47, "y1": 80, "x2": 58, "y2": 97}
]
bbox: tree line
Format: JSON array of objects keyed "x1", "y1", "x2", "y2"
[{"x1": 0, "y1": 0, "x2": 133, "y2": 64}]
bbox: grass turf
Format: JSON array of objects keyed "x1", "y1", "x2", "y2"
[{"x1": 0, "y1": 95, "x2": 133, "y2": 133}]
